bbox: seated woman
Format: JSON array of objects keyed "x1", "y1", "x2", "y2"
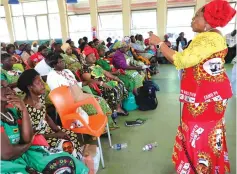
[
  {"x1": 28, "y1": 45, "x2": 48, "y2": 68},
  {"x1": 6, "y1": 44, "x2": 22, "y2": 64},
  {"x1": 112, "y1": 40, "x2": 146, "y2": 89},
  {"x1": 130, "y1": 36, "x2": 150, "y2": 65},
  {"x1": 96, "y1": 44, "x2": 136, "y2": 92},
  {"x1": 46, "y1": 53, "x2": 116, "y2": 127},
  {"x1": 17, "y1": 69, "x2": 84, "y2": 160},
  {"x1": 66, "y1": 39, "x2": 81, "y2": 58},
  {"x1": 1, "y1": 53, "x2": 23, "y2": 96},
  {"x1": 131, "y1": 35, "x2": 154, "y2": 60},
  {"x1": 96, "y1": 44, "x2": 113, "y2": 71},
  {"x1": 21, "y1": 44, "x2": 34, "y2": 69},
  {"x1": 80, "y1": 46, "x2": 128, "y2": 115},
  {"x1": 0, "y1": 82, "x2": 88, "y2": 174},
  {"x1": 61, "y1": 43, "x2": 81, "y2": 73},
  {"x1": 6, "y1": 44, "x2": 24, "y2": 72}
]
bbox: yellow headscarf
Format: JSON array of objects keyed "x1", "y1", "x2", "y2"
[{"x1": 61, "y1": 43, "x2": 71, "y2": 53}]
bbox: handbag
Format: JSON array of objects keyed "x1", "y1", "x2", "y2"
[
  {"x1": 122, "y1": 92, "x2": 138, "y2": 111},
  {"x1": 32, "y1": 134, "x2": 49, "y2": 147}
]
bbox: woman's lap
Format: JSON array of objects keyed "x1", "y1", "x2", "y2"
[{"x1": 1, "y1": 146, "x2": 88, "y2": 173}]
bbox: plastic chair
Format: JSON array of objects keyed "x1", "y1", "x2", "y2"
[{"x1": 49, "y1": 86, "x2": 112, "y2": 168}]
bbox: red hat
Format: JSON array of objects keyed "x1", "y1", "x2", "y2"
[
  {"x1": 83, "y1": 46, "x2": 94, "y2": 56},
  {"x1": 203, "y1": 0, "x2": 236, "y2": 28}
]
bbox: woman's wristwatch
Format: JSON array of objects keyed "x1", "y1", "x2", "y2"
[{"x1": 157, "y1": 42, "x2": 164, "y2": 49}]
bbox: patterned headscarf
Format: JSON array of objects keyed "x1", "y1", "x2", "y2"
[
  {"x1": 112, "y1": 37, "x2": 131, "y2": 50},
  {"x1": 97, "y1": 44, "x2": 106, "y2": 51}
]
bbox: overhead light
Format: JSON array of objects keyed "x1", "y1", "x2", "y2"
[
  {"x1": 66, "y1": 0, "x2": 78, "y2": 3},
  {"x1": 8, "y1": 0, "x2": 19, "y2": 4}
]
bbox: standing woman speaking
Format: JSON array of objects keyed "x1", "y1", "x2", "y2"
[{"x1": 150, "y1": 0, "x2": 236, "y2": 174}]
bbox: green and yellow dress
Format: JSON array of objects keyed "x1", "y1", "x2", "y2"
[
  {"x1": 96, "y1": 57, "x2": 136, "y2": 92},
  {"x1": 0, "y1": 68, "x2": 24, "y2": 98},
  {"x1": 80, "y1": 64, "x2": 128, "y2": 111},
  {"x1": 0, "y1": 108, "x2": 88, "y2": 174},
  {"x1": 61, "y1": 53, "x2": 81, "y2": 73}
]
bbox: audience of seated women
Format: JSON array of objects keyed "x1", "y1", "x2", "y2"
[
  {"x1": 80, "y1": 46, "x2": 128, "y2": 115},
  {"x1": 0, "y1": 81, "x2": 88, "y2": 174},
  {"x1": 112, "y1": 40, "x2": 145, "y2": 89},
  {"x1": 17, "y1": 69, "x2": 84, "y2": 160},
  {"x1": 46, "y1": 53, "x2": 115, "y2": 127}
]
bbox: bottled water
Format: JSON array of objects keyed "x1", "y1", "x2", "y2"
[
  {"x1": 112, "y1": 143, "x2": 127, "y2": 150},
  {"x1": 142, "y1": 142, "x2": 158, "y2": 151}
]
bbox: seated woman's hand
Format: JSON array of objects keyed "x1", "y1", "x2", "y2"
[
  {"x1": 54, "y1": 131, "x2": 70, "y2": 140},
  {"x1": 7, "y1": 94, "x2": 27, "y2": 111},
  {"x1": 103, "y1": 83, "x2": 112, "y2": 90}
]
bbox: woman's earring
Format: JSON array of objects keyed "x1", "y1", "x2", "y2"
[{"x1": 204, "y1": 26, "x2": 207, "y2": 31}]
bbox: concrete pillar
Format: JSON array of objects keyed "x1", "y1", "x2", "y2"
[
  {"x1": 3, "y1": 0, "x2": 14, "y2": 42},
  {"x1": 57, "y1": 0, "x2": 69, "y2": 43},
  {"x1": 157, "y1": 0, "x2": 167, "y2": 39},
  {"x1": 195, "y1": 0, "x2": 206, "y2": 12},
  {"x1": 89, "y1": 0, "x2": 98, "y2": 38},
  {"x1": 122, "y1": 0, "x2": 131, "y2": 36}
]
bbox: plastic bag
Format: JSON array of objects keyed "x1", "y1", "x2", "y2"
[
  {"x1": 83, "y1": 146, "x2": 100, "y2": 174},
  {"x1": 122, "y1": 92, "x2": 138, "y2": 111}
]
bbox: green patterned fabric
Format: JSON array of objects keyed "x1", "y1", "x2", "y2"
[
  {"x1": 0, "y1": 108, "x2": 88, "y2": 174},
  {"x1": 125, "y1": 70, "x2": 145, "y2": 89},
  {"x1": 61, "y1": 53, "x2": 81, "y2": 73},
  {"x1": 96, "y1": 58, "x2": 111, "y2": 71}
]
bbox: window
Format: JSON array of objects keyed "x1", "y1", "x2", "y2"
[
  {"x1": 98, "y1": 12, "x2": 123, "y2": 41},
  {"x1": 97, "y1": 0, "x2": 122, "y2": 12},
  {"x1": 167, "y1": 7, "x2": 195, "y2": 45},
  {"x1": 48, "y1": 14, "x2": 61, "y2": 39},
  {"x1": 12, "y1": 16, "x2": 27, "y2": 40},
  {"x1": 22, "y1": 1, "x2": 47, "y2": 15},
  {"x1": 68, "y1": 14, "x2": 92, "y2": 46},
  {"x1": 0, "y1": 6, "x2": 10, "y2": 42},
  {"x1": 11, "y1": 0, "x2": 61, "y2": 41},
  {"x1": 131, "y1": 0, "x2": 157, "y2": 10},
  {"x1": 37, "y1": 16, "x2": 50, "y2": 40},
  {"x1": 25, "y1": 16, "x2": 38, "y2": 40},
  {"x1": 0, "y1": 5, "x2": 6, "y2": 17},
  {"x1": 217, "y1": 2, "x2": 236, "y2": 35},
  {"x1": 47, "y1": 0, "x2": 59, "y2": 13},
  {"x1": 67, "y1": 0, "x2": 90, "y2": 14},
  {"x1": 11, "y1": 4, "x2": 23, "y2": 16},
  {"x1": 131, "y1": 10, "x2": 157, "y2": 39}
]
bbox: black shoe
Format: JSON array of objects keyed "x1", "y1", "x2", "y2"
[{"x1": 117, "y1": 111, "x2": 129, "y2": 116}]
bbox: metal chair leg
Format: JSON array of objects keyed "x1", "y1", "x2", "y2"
[
  {"x1": 97, "y1": 137, "x2": 105, "y2": 168},
  {"x1": 55, "y1": 110, "x2": 58, "y2": 123},
  {"x1": 81, "y1": 134, "x2": 84, "y2": 142},
  {"x1": 106, "y1": 123, "x2": 112, "y2": 147}
]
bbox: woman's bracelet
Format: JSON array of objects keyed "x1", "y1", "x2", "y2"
[{"x1": 100, "y1": 81, "x2": 104, "y2": 86}]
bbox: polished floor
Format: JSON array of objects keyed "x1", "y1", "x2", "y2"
[{"x1": 98, "y1": 64, "x2": 236, "y2": 174}]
